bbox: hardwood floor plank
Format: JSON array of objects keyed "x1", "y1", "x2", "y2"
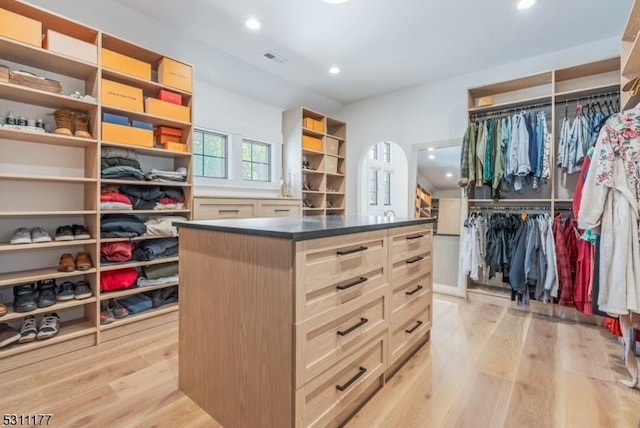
[
  {"x1": 449, "y1": 372, "x2": 511, "y2": 428},
  {"x1": 135, "y1": 395, "x2": 221, "y2": 428},
  {"x1": 556, "y1": 320, "x2": 615, "y2": 382}
]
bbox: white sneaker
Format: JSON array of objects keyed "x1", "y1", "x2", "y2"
[
  {"x1": 31, "y1": 227, "x2": 52, "y2": 243},
  {"x1": 10, "y1": 228, "x2": 31, "y2": 245}
]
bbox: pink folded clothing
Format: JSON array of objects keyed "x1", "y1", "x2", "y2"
[
  {"x1": 101, "y1": 192, "x2": 132, "y2": 204},
  {"x1": 101, "y1": 241, "x2": 134, "y2": 262},
  {"x1": 100, "y1": 268, "x2": 138, "y2": 292}
]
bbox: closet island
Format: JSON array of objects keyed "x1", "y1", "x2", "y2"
[{"x1": 176, "y1": 215, "x2": 435, "y2": 427}]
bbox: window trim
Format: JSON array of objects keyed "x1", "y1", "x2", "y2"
[
  {"x1": 383, "y1": 171, "x2": 391, "y2": 206},
  {"x1": 242, "y1": 138, "x2": 272, "y2": 182},
  {"x1": 193, "y1": 127, "x2": 229, "y2": 179},
  {"x1": 369, "y1": 170, "x2": 378, "y2": 206}
]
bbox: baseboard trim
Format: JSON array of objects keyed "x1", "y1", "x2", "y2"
[{"x1": 433, "y1": 283, "x2": 466, "y2": 298}]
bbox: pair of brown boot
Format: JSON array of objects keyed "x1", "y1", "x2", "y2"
[
  {"x1": 58, "y1": 252, "x2": 93, "y2": 272},
  {"x1": 54, "y1": 110, "x2": 92, "y2": 138}
]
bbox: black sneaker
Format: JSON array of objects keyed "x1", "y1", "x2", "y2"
[
  {"x1": 36, "y1": 280, "x2": 56, "y2": 308},
  {"x1": 71, "y1": 224, "x2": 91, "y2": 240},
  {"x1": 74, "y1": 281, "x2": 92, "y2": 300},
  {"x1": 55, "y1": 225, "x2": 74, "y2": 242},
  {"x1": 13, "y1": 284, "x2": 37, "y2": 313},
  {"x1": 56, "y1": 281, "x2": 75, "y2": 301}
]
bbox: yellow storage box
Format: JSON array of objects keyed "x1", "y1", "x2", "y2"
[
  {"x1": 102, "y1": 79, "x2": 144, "y2": 112},
  {"x1": 102, "y1": 48, "x2": 152, "y2": 81},
  {"x1": 161, "y1": 141, "x2": 188, "y2": 152},
  {"x1": 158, "y1": 57, "x2": 192, "y2": 93},
  {"x1": 0, "y1": 8, "x2": 42, "y2": 47},
  {"x1": 102, "y1": 123, "x2": 153, "y2": 148},
  {"x1": 302, "y1": 135, "x2": 322, "y2": 152},
  {"x1": 43, "y1": 30, "x2": 97, "y2": 64},
  {"x1": 145, "y1": 98, "x2": 190, "y2": 122}
]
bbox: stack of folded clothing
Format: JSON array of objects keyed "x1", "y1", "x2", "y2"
[
  {"x1": 100, "y1": 268, "x2": 138, "y2": 292},
  {"x1": 118, "y1": 185, "x2": 185, "y2": 211},
  {"x1": 145, "y1": 286, "x2": 178, "y2": 308},
  {"x1": 145, "y1": 167, "x2": 188, "y2": 182},
  {"x1": 101, "y1": 241, "x2": 135, "y2": 263},
  {"x1": 101, "y1": 147, "x2": 144, "y2": 181},
  {"x1": 101, "y1": 214, "x2": 146, "y2": 238},
  {"x1": 155, "y1": 187, "x2": 185, "y2": 210},
  {"x1": 133, "y1": 238, "x2": 178, "y2": 261},
  {"x1": 100, "y1": 185, "x2": 133, "y2": 210},
  {"x1": 139, "y1": 262, "x2": 179, "y2": 287},
  {"x1": 143, "y1": 216, "x2": 188, "y2": 237},
  {"x1": 118, "y1": 294, "x2": 153, "y2": 314}
]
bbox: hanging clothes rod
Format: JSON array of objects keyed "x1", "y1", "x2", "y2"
[
  {"x1": 469, "y1": 205, "x2": 551, "y2": 213},
  {"x1": 556, "y1": 91, "x2": 619, "y2": 106},
  {"x1": 470, "y1": 102, "x2": 551, "y2": 120}
]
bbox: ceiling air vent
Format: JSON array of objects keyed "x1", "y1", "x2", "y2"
[{"x1": 263, "y1": 50, "x2": 287, "y2": 64}]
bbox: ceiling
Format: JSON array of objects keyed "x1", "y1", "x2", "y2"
[
  {"x1": 417, "y1": 146, "x2": 460, "y2": 192},
  {"x1": 113, "y1": 0, "x2": 630, "y2": 105}
]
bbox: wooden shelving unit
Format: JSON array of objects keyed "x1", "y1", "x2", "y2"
[
  {"x1": 414, "y1": 183, "x2": 432, "y2": 218},
  {"x1": 0, "y1": 0, "x2": 191, "y2": 371},
  {"x1": 283, "y1": 107, "x2": 347, "y2": 216},
  {"x1": 622, "y1": 0, "x2": 640, "y2": 110}
]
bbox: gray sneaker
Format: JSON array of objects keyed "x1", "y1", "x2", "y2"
[
  {"x1": 10, "y1": 228, "x2": 31, "y2": 245},
  {"x1": 31, "y1": 227, "x2": 52, "y2": 243}
]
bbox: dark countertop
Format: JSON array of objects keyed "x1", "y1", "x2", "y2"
[{"x1": 177, "y1": 215, "x2": 436, "y2": 241}]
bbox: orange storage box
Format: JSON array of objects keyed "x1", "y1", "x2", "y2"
[
  {"x1": 102, "y1": 79, "x2": 144, "y2": 112},
  {"x1": 43, "y1": 30, "x2": 97, "y2": 64},
  {"x1": 161, "y1": 141, "x2": 188, "y2": 152},
  {"x1": 158, "y1": 89, "x2": 182, "y2": 105},
  {"x1": 145, "y1": 98, "x2": 190, "y2": 122},
  {"x1": 154, "y1": 126, "x2": 183, "y2": 137},
  {"x1": 102, "y1": 123, "x2": 153, "y2": 148},
  {"x1": 102, "y1": 48, "x2": 151, "y2": 81},
  {"x1": 158, "y1": 57, "x2": 192, "y2": 93},
  {"x1": 302, "y1": 135, "x2": 322, "y2": 151},
  {"x1": 0, "y1": 8, "x2": 42, "y2": 47},
  {"x1": 313, "y1": 119, "x2": 324, "y2": 132}
]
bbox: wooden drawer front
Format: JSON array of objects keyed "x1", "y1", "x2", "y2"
[
  {"x1": 389, "y1": 299, "x2": 431, "y2": 365},
  {"x1": 390, "y1": 248, "x2": 431, "y2": 285},
  {"x1": 298, "y1": 231, "x2": 386, "y2": 296},
  {"x1": 297, "y1": 287, "x2": 387, "y2": 387},
  {"x1": 296, "y1": 335, "x2": 386, "y2": 428},
  {"x1": 194, "y1": 199, "x2": 255, "y2": 220},
  {"x1": 257, "y1": 202, "x2": 301, "y2": 217},
  {"x1": 390, "y1": 224, "x2": 433, "y2": 264},
  {"x1": 390, "y1": 273, "x2": 432, "y2": 314},
  {"x1": 301, "y1": 266, "x2": 386, "y2": 321}
]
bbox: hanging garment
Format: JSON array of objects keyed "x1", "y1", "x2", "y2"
[
  {"x1": 552, "y1": 213, "x2": 572, "y2": 303},
  {"x1": 557, "y1": 115, "x2": 571, "y2": 170},
  {"x1": 540, "y1": 112, "x2": 552, "y2": 182},
  {"x1": 511, "y1": 114, "x2": 531, "y2": 191},
  {"x1": 508, "y1": 218, "x2": 528, "y2": 294},
  {"x1": 460, "y1": 122, "x2": 477, "y2": 188},
  {"x1": 574, "y1": 236, "x2": 594, "y2": 315},
  {"x1": 475, "y1": 121, "x2": 487, "y2": 188},
  {"x1": 483, "y1": 119, "x2": 494, "y2": 184},
  {"x1": 570, "y1": 106, "x2": 590, "y2": 170}
]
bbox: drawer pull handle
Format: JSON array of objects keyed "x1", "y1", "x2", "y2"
[
  {"x1": 337, "y1": 317, "x2": 368, "y2": 336},
  {"x1": 405, "y1": 320, "x2": 423, "y2": 334},
  {"x1": 337, "y1": 245, "x2": 368, "y2": 256},
  {"x1": 336, "y1": 367, "x2": 367, "y2": 391},
  {"x1": 275, "y1": 209, "x2": 290, "y2": 212},
  {"x1": 219, "y1": 209, "x2": 240, "y2": 214},
  {"x1": 405, "y1": 285, "x2": 423, "y2": 296},
  {"x1": 406, "y1": 256, "x2": 424, "y2": 264},
  {"x1": 406, "y1": 234, "x2": 424, "y2": 240},
  {"x1": 336, "y1": 276, "x2": 368, "y2": 290}
]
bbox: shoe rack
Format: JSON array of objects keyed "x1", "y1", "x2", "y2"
[
  {"x1": 282, "y1": 107, "x2": 347, "y2": 216},
  {"x1": 0, "y1": 0, "x2": 192, "y2": 371}
]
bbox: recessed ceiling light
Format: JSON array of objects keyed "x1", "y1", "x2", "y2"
[
  {"x1": 428, "y1": 155, "x2": 435, "y2": 160},
  {"x1": 446, "y1": 173, "x2": 453, "y2": 178},
  {"x1": 517, "y1": 0, "x2": 536, "y2": 9},
  {"x1": 329, "y1": 66, "x2": 341, "y2": 75},
  {"x1": 322, "y1": 0, "x2": 351, "y2": 4},
  {"x1": 427, "y1": 147, "x2": 435, "y2": 152},
  {"x1": 245, "y1": 17, "x2": 261, "y2": 30}
]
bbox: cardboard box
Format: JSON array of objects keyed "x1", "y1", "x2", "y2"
[
  {"x1": 131, "y1": 120, "x2": 153, "y2": 130},
  {"x1": 313, "y1": 119, "x2": 324, "y2": 132},
  {"x1": 161, "y1": 141, "x2": 188, "y2": 152},
  {"x1": 154, "y1": 126, "x2": 183, "y2": 138},
  {"x1": 43, "y1": 30, "x2": 97, "y2": 64},
  {"x1": 158, "y1": 57, "x2": 192, "y2": 93},
  {"x1": 102, "y1": 122, "x2": 153, "y2": 147},
  {"x1": 325, "y1": 156, "x2": 338, "y2": 174},
  {"x1": 325, "y1": 137, "x2": 339, "y2": 156},
  {"x1": 0, "y1": 8, "x2": 42, "y2": 47},
  {"x1": 101, "y1": 79, "x2": 144, "y2": 112},
  {"x1": 102, "y1": 48, "x2": 151, "y2": 81},
  {"x1": 145, "y1": 98, "x2": 190, "y2": 122},
  {"x1": 303, "y1": 118, "x2": 315, "y2": 130},
  {"x1": 158, "y1": 89, "x2": 182, "y2": 105},
  {"x1": 302, "y1": 135, "x2": 322, "y2": 152},
  {"x1": 102, "y1": 112, "x2": 129, "y2": 125},
  {"x1": 0, "y1": 65, "x2": 8, "y2": 83}
]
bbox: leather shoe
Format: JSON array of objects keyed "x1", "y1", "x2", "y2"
[
  {"x1": 75, "y1": 252, "x2": 93, "y2": 271},
  {"x1": 58, "y1": 253, "x2": 75, "y2": 272}
]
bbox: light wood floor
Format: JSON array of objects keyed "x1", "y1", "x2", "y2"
[{"x1": 2, "y1": 296, "x2": 639, "y2": 428}]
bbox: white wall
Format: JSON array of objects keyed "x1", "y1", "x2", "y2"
[{"x1": 338, "y1": 37, "x2": 620, "y2": 214}]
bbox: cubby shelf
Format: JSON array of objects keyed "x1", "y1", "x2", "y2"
[
  {"x1": 100, "y1": 179, "x2": 190, "y2": 187},
  {"x1": 100, "y1": 256, "x2": 179, "y2": 272},
  {"x1": 0, "y1": 127, "x2": 97, "y2": 148},
  {"x1": 102, "y1": 68, "x2": 192, "y2": 98},
  {"x1": 101, "y1": 141, "x2": 192, "y2": 158},
  {"x1": 100, "y1": 209, "x2": 190, "y2": 215},
  {"x1": 100, "y1": 282, "x2": 178, "y2": 300},
  {"x1": 0, "y1": 267, "x2": 97, "y2": 288},
  {"x1": 0, "y1": 81, "x2": 98, "y2": 111},
  {"x1": 100, "y1": 235, "x2": 178, "y2": 244},
  {"x1": 102, "y1": 106, "x2": 191, "y2": 131},
  {"x1": 0, "y1": 320, "x2": 96, "y2": 359},
  {"x1": 99, "y1": 303, "x2": 178, "y2": 330},
  {"x1": 0, "y1": 297, "x2": 97, "y2": 323},
  {"x1": 0, "y1": 173, "x2": 97, "y2": 183},
  {"x1": 0, "y1": 210, "x2": 97, "y2": 217},
  {"x1": 0, "y1": 239, "x2": 96, "y2": 253}
]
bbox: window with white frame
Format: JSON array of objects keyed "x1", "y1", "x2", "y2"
[
  {"x1": 368, "y1": 169, "x2": 378, "y2": 206},
  {"x1": 242, "y1": 139, "x2": 271, "y2": 182},
  {"x1": 383, "y1": 172, "x2": 391, "y2": 205},
  {"x1": 193, "y1": 128, "x2": 228, "y2": 178},
  {"x1": 368, "y1": 142, "x2": 394, "y2": 207}
]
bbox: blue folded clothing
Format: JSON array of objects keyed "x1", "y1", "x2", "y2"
[{"x1": 118, "y1": 294, "x2": 153, "y2": 314}]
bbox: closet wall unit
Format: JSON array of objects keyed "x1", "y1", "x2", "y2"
[
  {"x1": 414, "y1": 183, "x2": 431, "y2": 218},
  {"x1": 0, "y1": 0, "x2": 192, "y2": 372},
  {"x1": 283, "y1": 107, "x2": 347, "y2": 216},
  {"x1": 464, "y1": 57, "x2": 620, "y2": 317},
  {"x1": 622, "y1": 0, "x2": 640, "y2": 109}
]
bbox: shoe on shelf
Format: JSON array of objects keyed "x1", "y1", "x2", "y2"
[
  {"x1": 53, "y1": 109, "x2": 73, "y2": 136},
  {"x1": 71, "y1": 224, "x2": 91, "y2": 240},
  {"x1": 56, "y1": 281, "x2": 75, "y2": 301},
  {"x1": 18, "y1": 315, "x2": 37, "y2": 344},
  {"x1": 75, "y1": 252, "x2": 93, "y2": 271},
  {"x1": 36, "y1": 312, "x2": 60, "y2": 340},
  {"x1": 30, "y1": 227, "x2": 52, "y2": 244},
  {"x1": 109, "y1": 300, "x2": 129, "y2": 319},
  {"x1": 73, "y1": 114, "x2": 92, "y2": 139},
  {"x1": 74, "y1": 281, "x2": 92, "y2": 300},
  {"x1": 303, "y1": 199, "x2": 315, "y2": 208},
  {"x1": 54, "y1": 225, "x2": 74, "y2": 242},
  {"x1": 36, "y1": 279, "x2": 57, "y2": 308},
  {"x1": 10, "y1": 228, "x2": 31, "y2": 245},
  {"x1": 0, "y1": 296, "x2": 7, "y2": 318},
  {"x1": 0, "y1": 323, "x2": 20, "y2": 348},
  {"x1": 100, "y1": 303, "x2": 115, "y2": 325},
  {"x1": 13, "y1": 284, "x2": 38, "y2": 313},
  {"x1": 58, "y1": 253, "x2": 75, "y2": 272}
]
